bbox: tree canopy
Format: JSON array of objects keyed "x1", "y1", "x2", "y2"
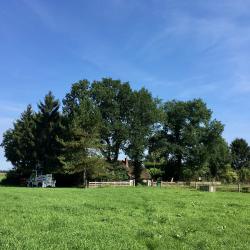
[
  {"x1": 1, "y1": 78, "x2": 248, "y2": 185},
  {"x1": 91, "y1": 78, "x2": 133, "y2": 162},
  {"x1": 35, "y1": 91, "x2": 63, "y2": 174},
  {"x1": 148, "y1": 99, "x2": 229, "y2": 181},
  {"x1": 230, "y1": 138, "x2": 250, "y2": 169},
  {"x1": 61, "y1": 82, "x2": 104, "y2": 186},
  {"x1": 1, "y1": 105, "x2": 36, "y2": 176},
  {"x1": 125, "y1": 88, "x2": 160, "y2": 183}
]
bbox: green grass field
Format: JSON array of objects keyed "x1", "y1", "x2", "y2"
[{"x1": 0, "y1": 187, "x2": 249, "y2": 250}]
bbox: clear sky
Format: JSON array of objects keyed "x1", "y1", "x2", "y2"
[{"x1": 1, "y1": 0, "x2": 250, "y2": 170}]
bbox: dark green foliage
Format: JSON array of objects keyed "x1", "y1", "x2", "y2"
[
  {"x1": 53, "y1": 172, "x2": 82, "y2": 187},
  {"x1": 147, "y1": 133, "x2": 166, "y2": 164},
  {"x1": 62, "y1": 79, "x2": 92, "y2": 118},
  {"x1": 160, "y1": 99, "x2": 211, "y2": 179},
  {"x1": 61, "y1": 85, "x2": 104, "y2": 186},
  {"x1": 230, "y1": 138, "x2": 250, "y2": 169},
  {"x1": 148, "y1": 168, "x2": 163, "y2": 181},
  {"x1": 125, "y1": 88, "x2": 160, "y2": 183},
  {"x1": 91, "y1": 78, "x2": 133, "y2": 162},
  {"x1": 35, "y1": 92, "x2": 63, "y2": 173},
  {"x1": 207, "y1": 137, "x2": 231, "y2": 178},
  {"x1": 2, "y1": 77, "x2": 250, "y2": 185},
  {"x1": 1, "y1": 93, "x2": 65, "y2": 181},
  {"x1": 96, "y1": 162, "x2": 130, "y2": 181},
  {"x1": 1, "y1": 105, "x2": 37, "y2": 177},
  {"x1": 148, "y1": 99, "x2": 227, "y2": 181},
  {"x1": 238, "y1": 168, "x2": 250, "y2": 183},
  {"x1": 220, "y1": 165, "x2": 239, "y2": 183}
]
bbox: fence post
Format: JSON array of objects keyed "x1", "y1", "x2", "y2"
[
  {"x1": 238, "y1": 183, "x2": 241, "y2": 192},
  {"x1": 130, "y1": 179, "x2": 135, "y2": 186}
]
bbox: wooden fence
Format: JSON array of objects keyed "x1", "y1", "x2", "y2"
[
  {"x1": 148, "y1": 181, "x2": 250, "y2": 193},
  {"x1": 190, "y1": 181, "x2": 222, "y2": 188},
  {"x1": 87, "y1": 180, "x2": 250, "y2": 192},
  {"x1": 161, "y1": 181, "x2": 186, "y2": 187},
  {"x1": 216, "y1": 183, "x2": 250, "y2": 193},
  {"x1": 88, "y1": 180, "x2": 135, "y2": 188},
  {"x1": 148, "y1": 181, "x2": 222, "y2": 187}
]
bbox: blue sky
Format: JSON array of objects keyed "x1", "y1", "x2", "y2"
[{"x1": 1, "y1": 0, "x2": 250, "y2": 170}]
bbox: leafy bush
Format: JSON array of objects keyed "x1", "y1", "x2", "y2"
[
  {"x1": 220, "y1": 167, "x2": 239, "y2": 183},
  {"x1": 181, "y1": 165, "x2": 210, "y2": 181},
  {"x1": 0, "y1": 170, "x2": 23, "y2": 186},
  {"x1": 92, "y1": 162, "x2": 130, "y2": 181},
  {"x1": 148, "y1": 168, "x2": 163, "y2": 181},
  {"x1": 238, "y1": 168, "x2": 250, "y2": 183}
]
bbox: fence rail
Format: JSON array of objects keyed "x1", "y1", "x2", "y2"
[
  {"x1": 88, "y1": 180, "x2": 135, "y2": 188},
  {"x1": 216, "y1": 184, "x2": 250, "y2": 193},
  {"x1": 189, "y1": 181, "x2": 221, "y2": 187},
  {"x1": 161, "y1": 181, "x2": 186, "y2": 187},
  {"x1": 149, "y1": 181, "x2": 221, "y2": 187},
  {"x1": 87, "y1": 180, "x2": 250, "y2": 192}
]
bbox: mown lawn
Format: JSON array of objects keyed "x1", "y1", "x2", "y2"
[{"x1": 0, "y1": 187, "x2": 249, "y2": 250}]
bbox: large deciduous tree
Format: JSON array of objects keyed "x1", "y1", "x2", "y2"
[
  {"x1": 125, "y1": 88, "x2": 159, "y2": 183},
  {"x1": 206, "y1": 137, "x2": 231, "y2": 178},
  {"x1": 204, "y1": 120, "x2": 231, "y2": 178},
  {"x1": 164, "y1": 99, "x2": 211, "y2": 180},
  {"x1": 230, "y1": 138, "x2": 250, "y2": 170},
  {"x1": 62, "y1": 79, "x2": 91, "y2": 118},
  {"x1": 91, "y1": 78, "x2": 133, "y2": 162},
  {"x1": 149, "y1": 99, "x2": 226, "y2": 181}
]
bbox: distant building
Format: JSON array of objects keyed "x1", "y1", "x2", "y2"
[{"x1": 120, "y1": 157, "x2": 150, "y2": 180}]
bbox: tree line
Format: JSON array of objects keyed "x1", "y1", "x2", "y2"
[{"x1": 1, "y1": 78, "x2": 250, "y2": 185}]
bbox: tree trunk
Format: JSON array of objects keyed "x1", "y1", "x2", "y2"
[
  {"x1": 133, "y1": 160, "x2": 142, "y2": 185},
  {"x1": 176, "y1": 154, "x2": 182, "y2": 180},
  {"x1": 83, "y1": 168, "x2": 87, "y2": 188}
]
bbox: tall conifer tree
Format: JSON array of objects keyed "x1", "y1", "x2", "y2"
[
  {"x1": 1, "y1": 105, "x2": 37, "y2": 176},
  {"x1": 35, "y1": 91, "x2": 63, "y2": 173}
]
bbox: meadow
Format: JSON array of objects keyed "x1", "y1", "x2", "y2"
[{"x1": 0, "y1": 187, "x2": 249, "y2": 250}]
